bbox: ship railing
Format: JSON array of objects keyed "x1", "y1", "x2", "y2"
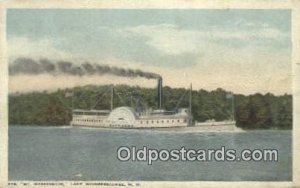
[{"x1": 72, "y1": 109, "x2": 111, "y2": 116}]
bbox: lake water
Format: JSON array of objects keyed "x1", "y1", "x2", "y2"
[{"x1": 9, "y1": 126, "x2": 292, "y2": 181}]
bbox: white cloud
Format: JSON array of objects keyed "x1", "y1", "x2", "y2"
[
  {"x1": 123, "y1": 24, "x2": 203, "y2": 55},
  {"x1": 8, "y1": 37, "x2": 75, "y2": 62},
  {"x1": 122, "y1": 23, "x2": 289, "y2": 56}
]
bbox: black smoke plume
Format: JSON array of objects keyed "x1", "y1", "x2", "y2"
[{"x1": 9, "y1": 57, "x2": 161, "y2": 79}]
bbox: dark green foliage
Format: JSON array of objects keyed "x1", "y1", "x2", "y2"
[{"x1": 9, "y1": 85, "x2": 292, "y2": 129}]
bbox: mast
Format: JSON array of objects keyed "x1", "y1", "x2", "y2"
[
  {"x1": 226, "y1": 92, "x2": 235, "y2": 121},
  {"x1": 231, "y1": 93, "x2": 235, "y2": 121},
  {"x1": 189, "y1": 83, "x2": 192, "y2": 125},
  {"x1": 189, "y1": 83, "x2": 192, "y2": 115},
  {"x1": 70, "y1": 89, "x2": 74, "y2": 127},
  {"x1": 111, "y1": 85, "x2": 114, "y2": 111},
  {"x1": 72, "y1": 89, "x2": 74, "y2": 111}
]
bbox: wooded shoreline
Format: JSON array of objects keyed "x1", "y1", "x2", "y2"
[{"x1": 9, "y1": 85, "x2": 292, "y2": 130}]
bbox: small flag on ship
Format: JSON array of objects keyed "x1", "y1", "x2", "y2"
[
  {"x1": 64, "y1": 90, "x2": 73, "y2": 98},
  {"x1": 226, "y1": 92, "x2": 234, "y2": 99}
]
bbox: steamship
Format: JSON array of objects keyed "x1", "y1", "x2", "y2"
[{"x1": 71, "y1": 78, "x2": 193, "y2": 128}]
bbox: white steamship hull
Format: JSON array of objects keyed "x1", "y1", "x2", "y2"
[{"x1": 71, "y1": 107, "x2": 191, "y2": 129}]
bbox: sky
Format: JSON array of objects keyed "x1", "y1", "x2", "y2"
[{"x1": 7, "y1": 9, "x2": 292, "y2": 95}]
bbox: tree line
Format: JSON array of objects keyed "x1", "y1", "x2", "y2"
[{"x1": 9, "y1": 85, "x2": 292, "y2": 129}]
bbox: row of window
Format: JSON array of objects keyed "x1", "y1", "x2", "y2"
[
  {"x1": 110, "y1": 124, "x2": 133, "y2": 128},
  {"x1": 73, "y1": 119, "x2": 104, "y2": 123},
  {"x1": 140, "y1": 119, "x2": 187, "y2": 124}
]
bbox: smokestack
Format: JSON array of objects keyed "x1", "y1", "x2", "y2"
[{"x1": 157, "y1": 77, "x2": 163, "y2": 109}]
